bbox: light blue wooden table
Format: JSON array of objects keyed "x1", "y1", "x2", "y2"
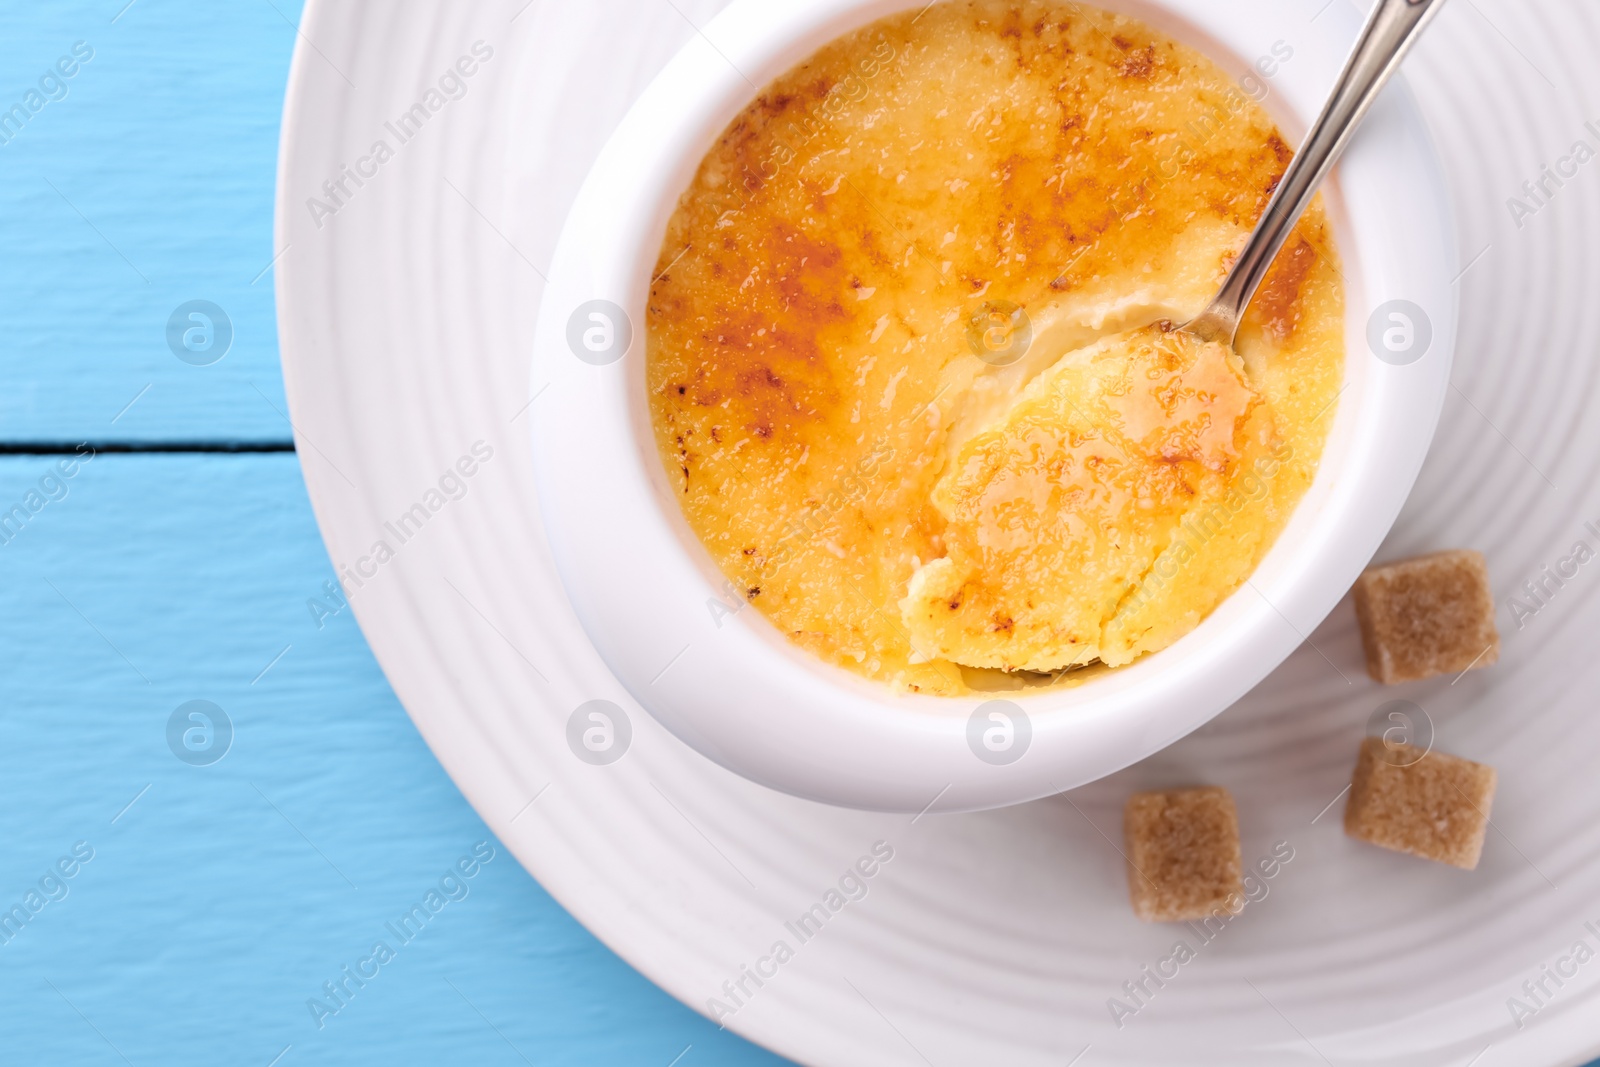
[{"x1": 0, "y1": 2, "x2": 786, "y2": 1063}]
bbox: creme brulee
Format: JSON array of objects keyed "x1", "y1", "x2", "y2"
[{"x1": 646, "y1": 0, "x2": 1344, "y2": 696}]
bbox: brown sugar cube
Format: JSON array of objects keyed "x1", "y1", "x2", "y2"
[
  {"x1": 1352, "y1": 549, "x2": 1500, "y2": 684},
  {"x1": 1344, "y1": 737, "x2": 1497, "y2": 869},
  {"x1": 1124, "y1": 786, "x2": 1243, "y2": 922}
]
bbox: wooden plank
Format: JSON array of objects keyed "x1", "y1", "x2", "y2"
[
  {"x1": 0, "y1": 2, "x2": 299, "y2": 442},
  {"x1": 0, "y1": 453, "x2": 786, "y2": 1065}
]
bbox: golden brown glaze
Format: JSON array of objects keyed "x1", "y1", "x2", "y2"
[{"x1": 647, "y1": 0, "x2": 1344, "y2": 694}]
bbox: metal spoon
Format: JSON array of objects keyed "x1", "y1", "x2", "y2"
[{"x1": 1184, "y1": 0, "x2": 1446, "y2": 345}]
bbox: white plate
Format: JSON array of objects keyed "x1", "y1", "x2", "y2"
[{"x1": 275, "y1": 0, "x2": 1600, "y2": 1063}]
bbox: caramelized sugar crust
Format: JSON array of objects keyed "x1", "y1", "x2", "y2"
[{"x1": 646, "y1": 0, "x2": 1345, "y2": 694}]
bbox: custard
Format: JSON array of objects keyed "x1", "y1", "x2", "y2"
[{"x1": 646, "y1": 0, "x2": 1344, "y2": 695}]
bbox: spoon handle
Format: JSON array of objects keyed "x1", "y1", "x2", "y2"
[{"x1": 1187, "y1": 0, "x2": 1447, "y2": 343}]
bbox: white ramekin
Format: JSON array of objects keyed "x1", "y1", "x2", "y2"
[{"x1": 530, "y1": 0, "x2": 1456, "y2": 812}]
